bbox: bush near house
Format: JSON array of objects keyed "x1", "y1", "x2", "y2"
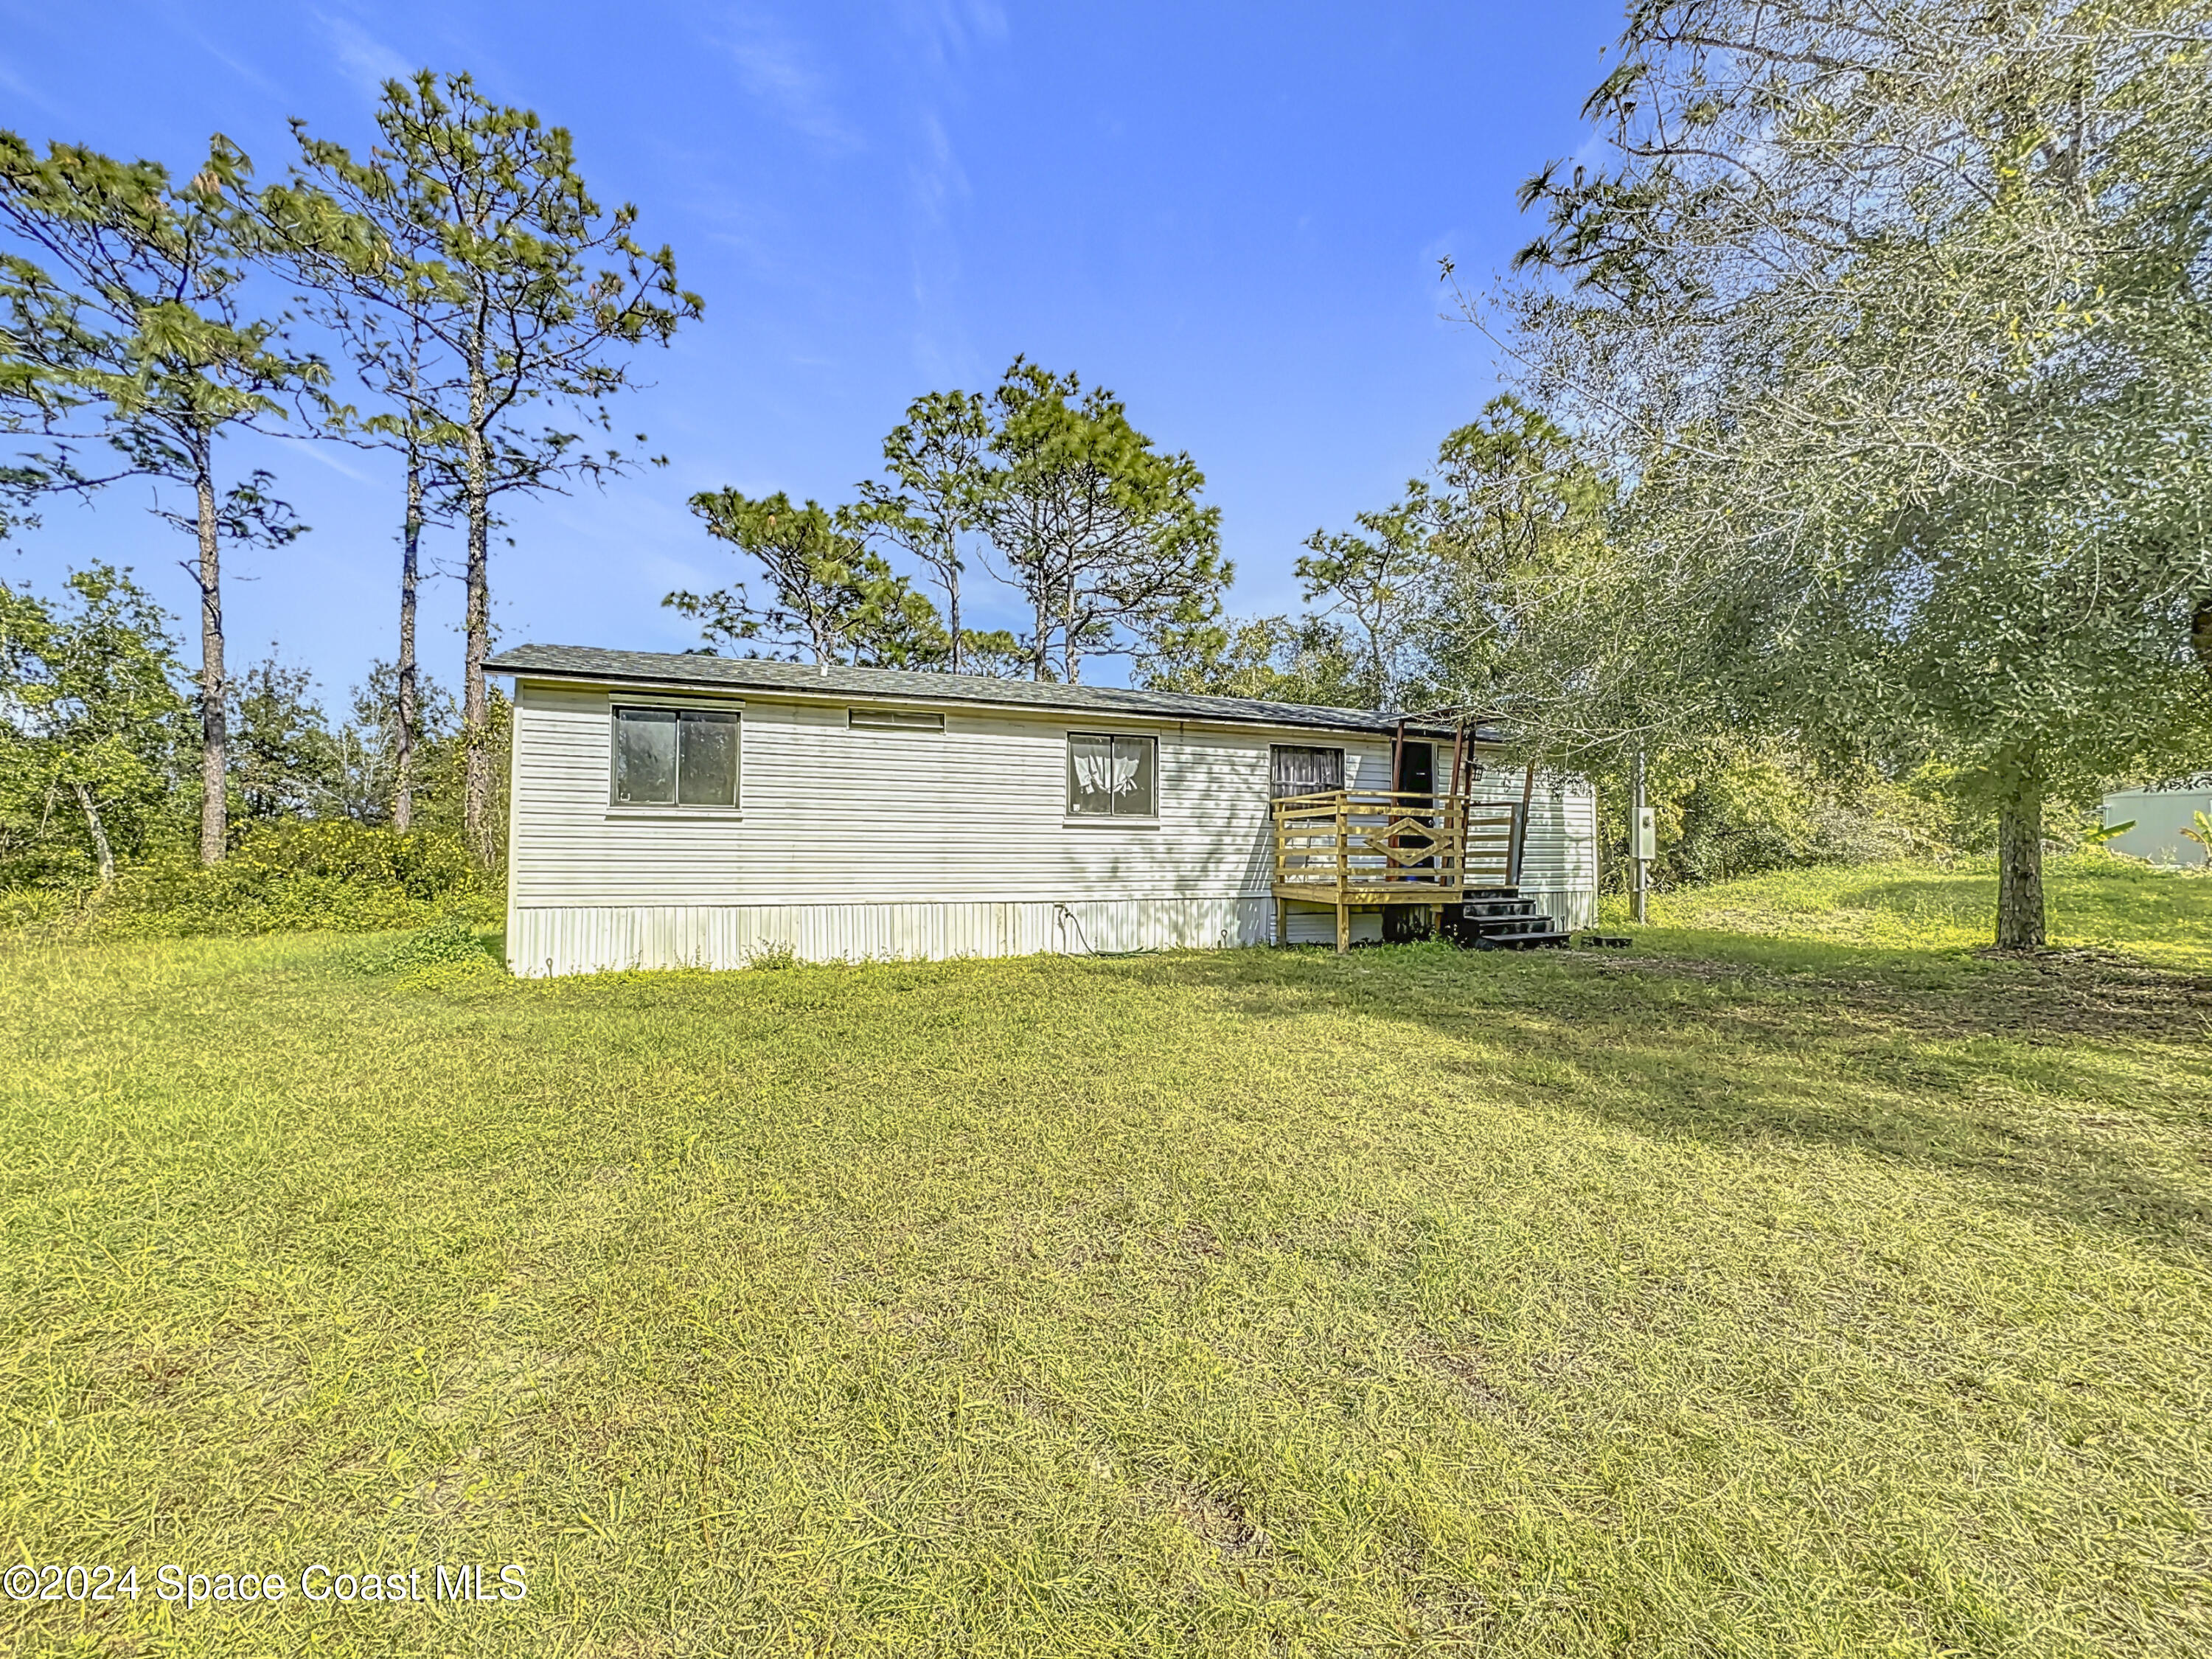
[{"x1": 1, "y1": 820, "x2": 499, "y2": 937}]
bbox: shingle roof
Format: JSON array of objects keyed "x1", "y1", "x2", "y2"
[{"x1": 485, "y1": 644, "x2": 1498, "y2": 741}]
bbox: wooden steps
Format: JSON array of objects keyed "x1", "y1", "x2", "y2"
[{"x1": 1440, "y1": 888, "x2": 1573, "y2": 951}]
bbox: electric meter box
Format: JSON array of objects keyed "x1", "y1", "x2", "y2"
[{"x1": 1633, "y1": 807, "x2": 1656, "y2": 862}]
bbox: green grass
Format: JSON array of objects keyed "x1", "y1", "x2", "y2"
[
  {"x1": 1622, "y1": 852, "x2": 2212, "y2": 969},
  {"x1": 2, "y1": 860, "x2": 2208, "y2": 1657}
]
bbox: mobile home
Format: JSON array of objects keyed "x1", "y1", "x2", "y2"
[{"x1": 489, "y1": 645, "x2": 1599, "y2": 975}]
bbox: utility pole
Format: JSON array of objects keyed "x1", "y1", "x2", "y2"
[{"x1": 1630, "y1": 749, "x2": 1651, "y2": 925}]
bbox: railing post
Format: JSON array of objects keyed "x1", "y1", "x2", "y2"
[{"x1": 1335, "y1": 799, "x2": 1349, "y2": 899}]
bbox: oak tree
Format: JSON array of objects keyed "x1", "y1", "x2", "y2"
[
  {"x1": 0, "y1": 565, "x2": 188, "y2": 884},
  {"x1": 1493, "y1": 0, "x2": 2212, "y2": 947},
  {"x1": 1297, "y1": 492, "x2": 1437, "y2": 711}
]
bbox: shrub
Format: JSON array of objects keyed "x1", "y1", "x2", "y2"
[
  {"x1": 349, "y1": 914, "x2": 507, "y2": 987},
  {"x1": 55, "y1": 821, "x2": 498, "y2": 939},
  {"x1": 1594, "y1": 739, "x2": 1952, "y2": 893},
  {"x1": 349, "y1": 913, "x2": 490, "y2": 973}
]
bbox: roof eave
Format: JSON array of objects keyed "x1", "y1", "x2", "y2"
[{"x1": 486, "y1": 650, "x2": 1492, "y2": 742}]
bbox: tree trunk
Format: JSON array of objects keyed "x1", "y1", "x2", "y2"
[
  {"x1": 1995, "y1": 775, "x2": 2047, "y2": 951},
  {"x1": 394, "y1": 442, "x2": 422, "y2": 832},
  {"x1": 462, "y1": 355, "x2": 493, "y2": 866},
  {"x1": 74, "y1": 782, "x2": 115, "y2": 885},
  {"x1": 2193, "y1": 594, "x2": 2211, "y2": 684},
  {"x1": 1032, "y1": 571, "x2": 1052, "y2": 682},
  {"x1": 1062, "y1": 574, "x2": 1081, "y2": 684},
  {"x1": 192, "y1": 434, "x2": 227, "y2": 865},
  {"x1": 945, "y1": 549, "x2": 962, "y2": 675}
]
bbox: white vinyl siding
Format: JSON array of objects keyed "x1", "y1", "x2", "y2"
[
  {"x1": 1514, "y1": 774, "x2": 1601, "y2": 930},
  {"x1": 510, "y1": 681, "x2": 1392, "y2": 910},
  {"x1": 503, "y1": 679, "x2": 1596, "y2": 968}
]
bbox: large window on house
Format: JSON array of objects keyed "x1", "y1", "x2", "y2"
[
  {"x1": 611, "y1": 706, "x2": 740, "y2": 807},
  {"x1": 1067, "y1": 732, "x2": 1158, "y2": 818},
  {"x1": 1271, "y1": 743, "x2": 1344, "y2": 798}
]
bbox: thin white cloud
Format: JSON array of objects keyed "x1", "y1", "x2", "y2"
[
  {"x1": 905, "y1": 108, "x2": 975, "y2": 381},
  {"x1": 171, "y1": 17, "x2": 288, "y2": 100},
  {"x1": 0, "y1": 54, "x2": 68, "y2": 120},
  {"x1": 888, "y1": 4, "x2": 1009, "y2": 384},
  {"x1": 908, "y1": 107, "x2": 969, "y2": 232},
  {"x1": 291, "y1": 439, "x2": 376, "y2": 485},
  {"x1": 716, "y1": 13, "x2": 861, "y2": 153},
  {"x1": 896, "y1": 0, "x2": 1009, "y2": 77},
  {"x1": 313, "y1": 10, "x2": 416, "y2": 98}
]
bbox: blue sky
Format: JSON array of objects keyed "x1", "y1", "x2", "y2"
[{"x1": 2, "y1": 1, "x2": 1619, "y2": 700}]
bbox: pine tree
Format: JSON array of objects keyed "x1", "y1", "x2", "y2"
[
  {"x1": 270, "y1": 72, "x2": 700, "y2": 863},
  {"x1": 1, "y1": 133, "x2": 326, "y2": 863}
]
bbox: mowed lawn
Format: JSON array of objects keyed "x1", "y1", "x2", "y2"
[{"x1": 2, "y1": 860, "x2": 2208, "y2": 1658}]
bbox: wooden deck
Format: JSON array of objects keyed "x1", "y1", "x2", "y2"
[{"x1": 1270, "y1": 790, "x2": 1526, "y2": 952}]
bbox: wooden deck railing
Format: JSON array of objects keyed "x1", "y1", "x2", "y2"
[{"x1": 1270, "y1": 790, "x2": 1528, "y2": 949}]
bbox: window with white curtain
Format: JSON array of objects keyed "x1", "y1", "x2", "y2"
[{"x1": 1066, "y1": 732, "x2": 1158, "y2": 818}]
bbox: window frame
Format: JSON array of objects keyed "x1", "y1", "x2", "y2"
[
  {"x1": 1065, "y1": 730, "x2": 1161, "y2": 823},
  {"x1": 848, "y1": 706, "x2": 946, "y2": 732},
  {"x1": 1270, "y1": 742, "x2": 1346, "y2": 799},
  {"x1": 607, "y1": 700, "x2": 743, "y2": 813}
]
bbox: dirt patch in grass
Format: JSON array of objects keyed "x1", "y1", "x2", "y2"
[{"x1": 1165, "y1": 1484, "x2": 1270, "y2": 1558}]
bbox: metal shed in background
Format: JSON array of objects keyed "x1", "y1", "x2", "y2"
[{"x1": 2101, "y1": 776, "x2": 2212, "y2": 867}]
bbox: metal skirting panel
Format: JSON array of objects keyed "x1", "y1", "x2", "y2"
[
  {"x1": 1275, "y1": 903, "x2": 1386, "y2": 947},
  {"x1": 1523, "y1": 886, "x2": 1598, "y2": 931},
  {"x1": 508, "y1": 897, "x2": 1276, "y2": 976}
]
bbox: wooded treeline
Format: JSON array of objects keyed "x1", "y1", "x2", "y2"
[
  {"x1": 1, "y1": 69, "x2": 697, "y2": 882},
  {"x1": 6, "y1": 1, "x2": 2211, "y2": 948}
]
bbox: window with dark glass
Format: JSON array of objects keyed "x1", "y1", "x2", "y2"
[
  {"x1": 1067, "y1": 733, "x2": 1158, "y2": 818},
  {"x1": 1270, "y1": 743, "x2": 1344, "y2": 798},
  {"x1": 612, "y1": 706, "x2": 740, "y2": 807},
  {"x1": 848, "y1": 707, "x2": 945, "y2": 731}
]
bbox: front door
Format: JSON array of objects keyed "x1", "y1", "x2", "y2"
[
  {"x1": 1394, "y1": 740, "x2": 1434, "y2": 799},
  {"x1": 1386, "y1": 740, "x2": 1436, "y2": 941}
]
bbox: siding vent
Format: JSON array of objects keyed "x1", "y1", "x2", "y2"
[{"x1": 848, "y1": 706, "x2": 945, "y2": 732}]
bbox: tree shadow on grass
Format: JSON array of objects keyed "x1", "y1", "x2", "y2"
[
  {"x1": 1840, "y1": 863, "x2": 2212, "y2": 950},
  {"x1": 1144, "y1": 943, "x2": 2212, "y2": 1261}
]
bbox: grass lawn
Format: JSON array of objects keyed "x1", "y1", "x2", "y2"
[{"x1": 2, "y1": 858, "x2": 2208, "y2": 1657}]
